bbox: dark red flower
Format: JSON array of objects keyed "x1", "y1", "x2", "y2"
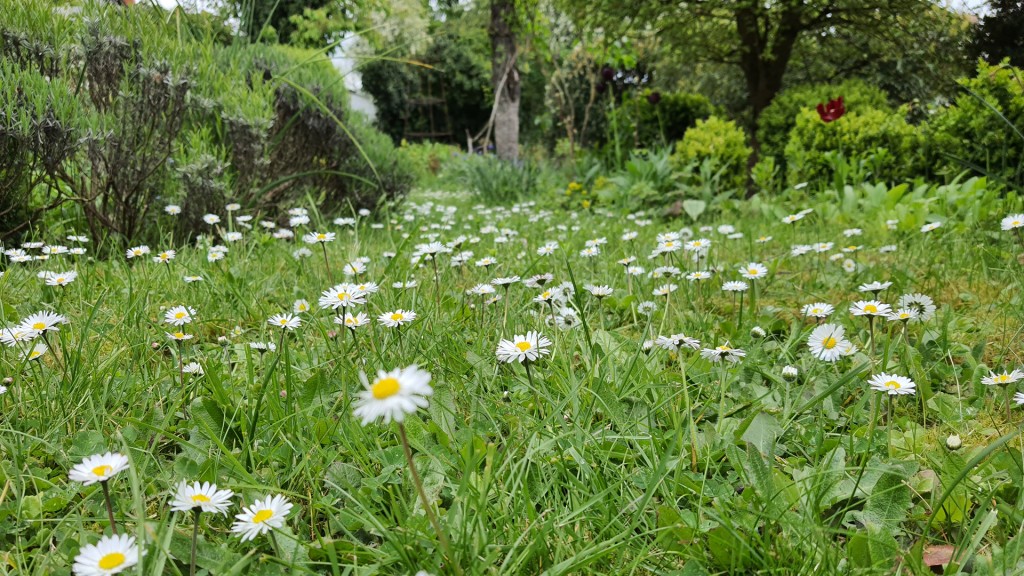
[
  {"x1": 816, "y1": 97, "x2": 845, "y2": 123},
  {"x1": 646, "y1": 91, "x2": 662, "y2": 105}
]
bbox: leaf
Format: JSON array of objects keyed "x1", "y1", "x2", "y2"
[
  {"x1": 739, "y1": 412, "x2": 782, "y2": 456},
  {"x1": 849, "y1": 470, "x2": 911, "y2": 535},
  {"x1": 921, "y1": 544, "x2": 955, "y2": 568},
  {"x1": 681, "y1": 199, "x2": 706, "y2": 221}
]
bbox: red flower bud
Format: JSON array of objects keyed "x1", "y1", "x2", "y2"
[{"x1": 816, "y1": 96, "x2": 846, "y2": 123}]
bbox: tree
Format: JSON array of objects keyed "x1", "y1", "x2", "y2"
[
  {"x1": 490, "y1": 0, "x2": 520, "y2": 160},
  {"x1": 971, "y1": 0, "x2": 1024, "y2": 68},
  {"x1": 563, "y1": 0, "x2": 937, "y2": 141}
]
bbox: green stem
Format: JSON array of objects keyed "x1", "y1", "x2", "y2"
[{"x1": 101, "y1": 480, "x2": 117, "y2": 535}]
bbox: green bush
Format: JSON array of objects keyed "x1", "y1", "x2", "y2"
[
  {"x1": 929, "y1": 60, "x2": 1024, "y2": 189},
  {"x1": 672, "y1": 116, "x2": 751, "y2": 189},
  {"x1": 0, "y1": 1, "x2": 411, "y2": 245},
  {"x1": 784, "y1": 106, "x2": 925, "y2": 185},
  {"x1": 607, "y1": 90, "x2": 714, "y2": 150},
  {"x1": 757, "y1": 79, "x2": 890, "y2": 164}
]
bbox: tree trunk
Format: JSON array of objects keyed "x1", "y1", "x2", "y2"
[
  {"x1": 490, "y1": 0, "x2": 520, "y2": 161},
  {"x1": 735, "y1": 2, "x2": 804, "y2": 195}
]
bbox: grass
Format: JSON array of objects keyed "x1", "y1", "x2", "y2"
[{"x1": 2, "y1": 186, "x2": 1024, "y2": 575}]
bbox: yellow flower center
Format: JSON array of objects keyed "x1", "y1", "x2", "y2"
[
  {"x1": 346, "y1": 318, "x2": 356, "y2": 325},
  {"x1": 541, "y1": 291, "x2": 550, "y2": 299},
  {"x1": 252, "y1": 509, "x2": 274, "y2": 524},
  {"x1": 885, "y1": 380, "x2": 900, "y2": 389},
  {"x1": 665, "y1": 242, "x2": 674, "y2": 248},
  {"x1": 998, "y1": 374, "x2": 1009, "y2": 383},
  {"x1": 864, "y1": 305, "x2": 878, "y2": 313},
  {"x1": 191, "y1": 494, "x2": 211, "y2": 503},
  {"x1": 32, "y1": 322, "x2": 45, "y2": 330},
  {"x1": 29, "y1": 350, "x2": 41, "y2": 359},
  {"x1": 279, "y1": 319, "x2": 288, "y2": 325},
  {"x1": 173, "y1": 332, "x2": 185, "y2": 339},
  {"x1": 390, "y1": 313, "x2": 403, "y2": 321},
  {"x1": 1013, "y1": 220, "x2": 1021, "y2": 226},
  {"x1": 516, "y1": 341, "x2": 532, "y2": 352},
  {"x1": 317, "y1": 234, "x2": 326, "y2": 240},
  {"x1": 717, "y1": 345, "x2": 731, "y2": 351},
  {"x1": 748, "y1": 268, "x2": 758, "y2": 275},
  {"x1": 92, "y1": 465, "x2": 113, "y2": 477},
  {"x1": 56, "y1": 277, "x2": 65, "y2": 283},
  {"x1": 372, "y1": 377, "x2": 400, "y2": 399},
  {"x1": 175, "y1": 312, "x2": 186, "y2": 319},
  {"x1": 98, "y1": 552, "x2": 125, "y2": 570},
  {"x1": 823, "y1": 337, "x2": 837, "y2": 349},
  {"x1": 337, "y1": 293, "x2": 348, "y2": 301}
]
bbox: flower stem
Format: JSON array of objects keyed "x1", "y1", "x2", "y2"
[
  {"x1": 321, "y1": 243, "x2": 333, "y2": 285},
  {"x1": 679, "y1": 354, "x2": 698, "y2": 472},
  {"x1": 101, "y1": 480, "x2": 117, "y2": 534},
  {"x1": 398, "y1": 423, "x2": 462, "y2": 576},
  {"x1": 190, "y1": 509, "x2": 200, "y2": 576}
]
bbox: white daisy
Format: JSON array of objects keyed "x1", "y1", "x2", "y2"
[
  {"x1": 868, "y1": 373, "x2": 916, "y2": 395},
  {"x1": 738, "y1": 263, "x2": 767, "y2": 280},
  {"x1": 807, "y1": 323, "x2": 849, "y2": 362},
  {"x1": 268, "y1": 313, "x2": 301, "y2": 330},
  {"x1": 171, "y1": 480, "x2": 233, "y2": 514},
  {"x1": 69, "y1": 452, "x2": 129, "y2": 485},
  {"x1": 495, "y1": 331, "x2": 553, "y2": 363},
  {"x1": 353, "y1": 365, "x2": 433, "y2": 425},
  {"x1": 72, "y1": 534, "x2": 140, "y2": 576},
  {"x1": 164, "y1": 305, "x2": 196, "y2": 326},
  {"x1": 378, "y1": 309, "x2": 416, "y2": 328},
  {"x1": 231, "y1": 494, "x2": 293, "y2": 541}
]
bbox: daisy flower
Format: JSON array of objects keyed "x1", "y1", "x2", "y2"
[
  {"x1": 183, "y1": 275, "x2": 203, "y2": 283},
  {"x1": 898, "y1": 293, "x2": 936, "y2": 321},
  {"x1": 45, "y1": 271, "x2": 78, "y2": 286},
  {"x1": 850, "y1": 301, "x2": 892, "y2": 317},
  {"x1": 203, "y1": 214, "x2": 221, "y2": 225},
  {"x1": 171, "y1": 481, "x2": 234, "y2": 514},
  {"x1": 1015, "y1": 392, "x2": 1024, "y2": 406},
  {"x1": 807, "y1": 323, "x2": 849, "y2": 362},
  {"x1": 24, "y1": 343, "x2": 47, "y2": 361},
  {"x1": 303, "y1": 232, "x2": 336, "y2": 244},
  {"x1": 72, "y1": 534, "x2": 140, "y2": 576},
  {"x1": 686, "y1": 271, "x2": 712, "y2": 282},
  {"x1": 318, "y1": 284, "x2": 367, "y2": 309},
  {"x1": 921, "y1": 222, "x2": 942, "y2": 233},
  {"x1": 802, "y1": 303, "x2": 834, "y2": 318},
  {"x1": 655, "y1": 334, "x2": 700, "y2": 351},
  {"x1": 868, "y1": 373, "x2": 916, "y2": 395},
  {"x1": 858, "y1": 281, "x2": 892, "y2": 294},
  {"x1": 1001, "y1": 214, "x2": 1024, "y2": 231},
  {"x1": 722, "y1": 281, "x2": 748, "y2": 292},
  {"x1": 378, "y1": 309, "x2": 416, "y2": 328},
  {"x1": 495, "y1": 332, "x2": 553, "y2": 363},
  {"x1": 1, "y1": 327, "x2": 35, "y2": 347},
  {"x1": 293, "y1": 299, "x2": 311, "y2": 314},
  {"x1": 981, "y1": 369, "x2": 1024, "y2": 386},
  {"x1": 231, "y1": 494, "x2": 293, "y2": 541},
  {"x1": 342, "y1": 261, "x2": 366, "y2": 276},
  {"x1": 637, "y1": 301, "x2": 658, "y2": 316},
  {"x1": 585, "y1": 285, "x2": 613, "y2": 298},
  {"x1": 152, "y1": 250, "x2": 176, "y2": 264},
  {"x1": 700, "y1": 343, "x2": 746, "y2": 363},
  {"x1": 20, "y1": 311, "x2": 68, "y2": 336},
  {"x1": 653, "y1": 284, "x2": 678, "y2": 296},
  {"x1": 165, "y1": 204, "x2": 182, "y2": 215},
  {"x1": 353, "y1": 365, "x2": 433, "y2": 425},
  {"x1": 181, "y1": 362, "x2": 203, "y2": 375},
  {"x1": 268, "y1": 313, "x2": 301, "y2": 330},
  {"x1": 166, "y1": 331, "x2": 194, "y2": 341},
  {"x1": 126, "y1": 245, "x2": 150, "y2": 259},
  {"x1": 739, "y1": 263, "x2": 767, "y2": 280},
  {"x1": 335, "y1": 312, "x2": 370, "y2": 329},
  {"x1": 164, "y1": 305, "x2": 196, "y2": 326},
  {"x1": 69, "y1": 452, "x2": 129, "y2": 485}
]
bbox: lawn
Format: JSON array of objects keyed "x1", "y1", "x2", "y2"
[{"x1": 2, "y1": 182, "x2": 1024, "y2": 575}]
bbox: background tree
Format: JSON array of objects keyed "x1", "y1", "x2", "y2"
[
  {"x1": 971, "y1": 0, "x2": 1024, "y2": 68},
  {"x1": 490, "y1": 0, "x2": 520, "y2": 160}
]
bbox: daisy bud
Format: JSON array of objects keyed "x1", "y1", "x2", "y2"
[
  {"x1": 750, "y1": 326, "x2": 766, "y2": 338},
  {"x1": 279, "y1": 390, "x2": 287, "y2": 399},
  {"x1": 2, "y1": 377, "x2": 12, "y2": 384},
  {"x1": 151, "y1": 342, "x2": 160, "y2": 349},
  {"x1": 782, "y1": 365, "x2": 799, "y2": 380},
  {"x1": 945, "y1": 434, "x2": 962, "y2": 450}
]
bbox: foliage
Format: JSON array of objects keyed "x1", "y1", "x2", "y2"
[
  {"x1": 929, "y1": 60, "x2": 1024, "y2": 189},
  {"x1": 757, "y1": 79, "x2": 891, "y2": 165},
  {"x1": 783, "y1": 106, "x2": 925, "y2": 186},
  {"x1": 606, "y1": 90, "x2": 714, "y2": 150},
  {"x1": 399, "y1": 140, "x2": 463, "y2": 185},
  {"x1": 446, "y1": 154, "x2": 554, "y2": 204},
  {"x1": 0, "y1": 0, "x2": 411, "y2": 245},
  {"x1": 597, "y1": 148, "x2": 677, "y2": 212},
  {"x1": 970, "y1": 0, "x2": 1024, "y2": 69},
  {"x1": 672, "y1": 116, "x2": 751, "y2": 190}
]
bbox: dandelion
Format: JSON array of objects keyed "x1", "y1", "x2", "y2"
[
  {"x1": 72, "y1": 534, "x2": 140, "y2": 576},
  {"x1": 232, "y1": 494, "x2": 293, "y2": 542}
]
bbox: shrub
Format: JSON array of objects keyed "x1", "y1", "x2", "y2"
[
  {"x1": 929, "y1": 60, "x2": 1024, "y2": 189},
  {"x1": 672, "y1": 116, "x2": 751, "y2": 190},
  {"x1": 784, "y1": 106, "x2": 925, "y2": 185},
  {"x1": 607, "y1": 90, "x2": 714, "y2": 150},
  {"x1": 757, "y1": 79, "x2": 890, "y2": 164},
  {"x1": 0, "y1": 1, "x2": 411, "y2": 245}
]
